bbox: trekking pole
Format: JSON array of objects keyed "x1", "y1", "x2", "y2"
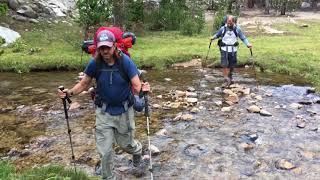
[
  {"x1": 58, "y1": 86, "x2": 76, "y2": 173},
  {"x1": 143, "y1": 91, "x2": 154, "y2": 180},
  {"x1": 204, "y1": 39, "x2": 213, "y2": 67},
  {"x1": 249, "y1": 49, "x2": 258, "y2": 89},
  {"x1": 198, "y1": 39, "x2": 213, "y2": 99}
]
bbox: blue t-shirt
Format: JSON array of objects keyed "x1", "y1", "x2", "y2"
[{"x1": 84, "y1": 54, "x2": 138, "y2": 115}]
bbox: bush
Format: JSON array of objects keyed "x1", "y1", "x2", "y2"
[
  {"x1": 11, "y1": 39, "x2": 27, "y2": 53},
  {"x1": 0, "y1": 37, "x2": 5, "y2": 46},
  {"x1": 180, "y1": 14, "x2": 205, "y2": 36},
  {"x1": 0, "y1": 3, "x2": 8, "y2": 17},
  {"x1": 213, "y1": 9, "x2": 226, "y2": 31}
]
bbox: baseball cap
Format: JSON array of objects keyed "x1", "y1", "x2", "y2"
[{"x1": 96, "y1": 30, "x2": 115, "y2": 48}]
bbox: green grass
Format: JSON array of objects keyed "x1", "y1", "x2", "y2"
[
  {"x1": 0, "y1": 18, "x2": 320, "y2": 89},
  {"x1": 0, "y1": 161, "x2": 96, "y2": 180}
]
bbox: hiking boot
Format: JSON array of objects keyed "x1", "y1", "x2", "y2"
[
  {"x1": 222, "y1": 78, "x2": 231, "y2": 88},
  {"x1": 133, "y1": 154, "x2": 142, "y2": 167}
]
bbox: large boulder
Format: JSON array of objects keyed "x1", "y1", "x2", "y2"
[
  {"x1": 0, "y1": 26, "x2": 21, "y2": 47},
  {"x1": 8, "y1": 0, "x2": 21, "y2": 10},
  {"x1": 17, "y1": 5, "x2": 38, "y2": 18},
  {"x1": 301, "y1": 2, "x2": 311, "y2": 9}
]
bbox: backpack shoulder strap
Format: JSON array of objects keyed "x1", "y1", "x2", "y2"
[
  {"x1": 117, "y1": 52, "x2": 131, "y2": 84},
  {"x1": 222, "y1": 26, "x2": 227, "y2": 37},
  {"x1": 233, "y1": 26, "x2": 238, "y2": 37},
  {"x1": 95, "y1": 51, "x2": 131, "y2": 84}
]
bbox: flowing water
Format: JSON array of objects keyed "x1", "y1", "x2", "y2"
[{"x1": 0, "y1": 67, "x2": 319, "y2": 179}]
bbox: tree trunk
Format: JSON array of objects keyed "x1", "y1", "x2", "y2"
[
  {"x1": 280, "y1": 2, "x2": 286, "y2": 15},
  {"x1": 264, "y1": 0, "x2": 270, "y2": 14},
  {"x1": 247, "y1": 0, "x2": 254, "y2": 8}
]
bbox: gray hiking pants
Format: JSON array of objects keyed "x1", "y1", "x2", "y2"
[{"x1": 95, "y1": 106, "x2": 142, "y2": 180}]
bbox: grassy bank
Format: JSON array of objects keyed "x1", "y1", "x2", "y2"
[
  {"x1": 0, "y1": 19, "x2": 320, "y2": 89},
  {"x1": 0, "y1": 161, "x2": 95, "y2": 180}
]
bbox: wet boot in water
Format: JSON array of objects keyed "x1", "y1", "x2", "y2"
[
  {"x1": 222, "y1": 78, "x2": 231, "y2": 88},
  {"x1": 129, "y1": 154, "x2": 146, "y2": 177}
]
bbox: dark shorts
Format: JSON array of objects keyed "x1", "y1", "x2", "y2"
[{"x1": 220, "y1": 50, "x2": 237, "y2": 68}]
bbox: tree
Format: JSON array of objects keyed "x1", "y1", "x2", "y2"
[
  {"x1": 271, "y1": 0, "x2": 301, "y2": 15},
  {"x1": 265, "y1": 0, "x2": 270, "y2": 14},
  {"x1": 76, "y1": 0, "x2": 112, "y2": 39}
]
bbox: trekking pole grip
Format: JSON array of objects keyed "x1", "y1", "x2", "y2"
[{"x1": 58, "y1": 86, "x2": 72, "y2": 104}]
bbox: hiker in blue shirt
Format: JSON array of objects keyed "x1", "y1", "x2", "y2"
[
  {"x1": 58, "y1": 30, "x2": 150, "y2": 180},
  {"x1": 212, "y1": 15, "x2": 253, "y2": 87}
]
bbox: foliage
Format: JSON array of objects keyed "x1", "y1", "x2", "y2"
[
  {"x1": 76, "y1": 0, "x2": 112, "y2": 28},
  {"x1": 271, "y1": 0, "x2": 302, "y2": 14},
  {"x1": 11, "y1": 39, "x2": 27, "y2": 53},
  {"x1": 0, "y1": 3, "x2": 8, "y2": 17},
  {"x1": 0, "y1": 37, "x2": 5, "y2": 46}
]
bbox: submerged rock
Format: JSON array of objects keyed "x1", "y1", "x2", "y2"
[
  {"x1": 290, "y1": 103, "x2": 303, "y2": 109},
  {"x1": 247, "y1": 105, "x2": 260, "y2": 113},
  {"x1": 259, "y1": 110, "x2": 272, "y2": 116},
  {"x1": 149, "y1": 144, "x2": 160, "y2": 156},
  {"x1": 275, "y1": 159, "x2": 295, "y2": 170}
]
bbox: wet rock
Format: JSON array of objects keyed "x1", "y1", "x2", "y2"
[
  {"x1": 22, "y1": 86, "x2": 33, "y2": 90},
  {"x1": 265, "y1": 92, "x2": 273, "y2": 97},
  {"x1": 150, "y1": 144, "x2": 160, "y2": 156},
  {"x1": 225, "y1": 94, "x2": 239, "y2": 103},
  {"x1": 156, "y1": 95, "x2": 163, "y2": 99},
  {"x1": 240, "y1": 143, "x2": 254, "y2": 151},
  {"x1": 181, "y1": 114, "x2": 194, "y2": 121},
  {"x1": 259, "y1": 110, "x2": 272, "y2": 116},
  {"x1": 240, "y1": 134, "x2": 258, "y2": 143},
  {"x1": 7, "y1": 148, "x2": 19, "y2": 157},
  {"x1": 184, "y1": 144, "x2": 207, "y2": 157},
  {"x1": 306, "y1": 88, "x2": 316, "y2": 94},
  {"x1": 190, "y1": 107, "x2": 200, "y2": 113},
  {"x1": 215, "y1": 101, "x2": 223, "y2": 107},
  {"x1": 175, "y1": 90, "x2": 186, "y2": 97},
  {"x1": 225, "y1": 101, "x2": 234, "y2": 106},
  {"x1": 173, "y1": 113, "x2": 182, "y2": 121},
  {"x1": 35, "y1": 136, "x2": 56, "y2": 149},
  {"x1": 245, "y1": 65, "x2": 250, "y2": 69},
  {"x1": 275, "y1": 105, "x2": 281, "y2": 109},
  {"x1": 76, "y1": 152, "x2": 92, "y2": 164},
  {"x1": 205, "y1": 75, "x2": 215, "y2": 81},
  {"x1": 186, "y1": 98, "x2": 198, "y2": 103},
  {"x1": 255, "y1": 95, "x2": 263, "y2": 101},
  {"x1": 300, "y1": 151, "x2": 314, "y2": 159},
  {"x1": 221, "y1": 107, "x2": 232, "y2": 112},
  {"x1": 275, "y1": 159, "x2": 295, "y2": 170},
  {"x1": 187, "y1": 87, "x2": 195, "y2": 92},
  {"x1": 164, "y1": 102, "x2": 180, "y2": 109},
  {"x1": 292, "y1": 167, "x2": 303, "y2": 175},
  {"x1": 214, "y1": 87, "x2": 222, "y2": 92},
  {"x1": 298, "y1": 100, "x2": 313, "y2": 105},
  {"x1": 223, "y1": 89, "x2": 236, "y2": 96},
  {"x1": 164, "y1": 78, "x2": 172, "y2": 82},
  {"x1": 307, "y1": 109, "x2": 317, "y2": 115},
  {"x1": 247, "y1": 105, "x2": 260, "y2": 113},
  {"x1": 297, "y1": 120, "x2": 306, "y2": 128},
  {"x1": 19, "y1": 150, "x2": 31, "y2": 157},
  {"x1": 152, "y1": 104, "x2": 161, "y2": 109},
  {"x1": 186, "y1": 92, "x2": 197, "y2": 98},
  {"x1": 290, "y1": 103, "x2": 303, "y2": 109},
  {"x1": 117, "y1": 166, "x2": 131, "y2": 172},
  {"x1": 53, "y1": 155, "x2": 63, "y2": 161},
  {"x1": 242, "y1": 88, "x2": 251, "y2": 95},
  {"x1": 69, "y1": 102, "x2": 81, "y2": 110},
  {"x1": 155, "y1": 129, "x2": 168, "y2": 137},
  {"x1": 8, "y1": 0, "x2": 20, "y2": 10}
]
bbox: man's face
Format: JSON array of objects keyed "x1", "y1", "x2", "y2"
[
  {"x1": 227, "y1": 18, "x2": 234, "y2": 28},
  {"x1": 99, "y1": 45, "x2": 115, "y2": 60}
]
